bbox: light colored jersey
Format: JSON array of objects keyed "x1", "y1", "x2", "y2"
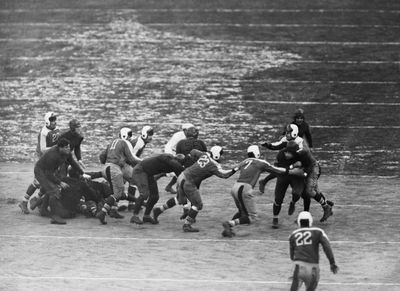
[
  {"x1": 271, "y1": 136, "x2": 305, "y2": 150},
  {"x1": 130, "y1": 136, "x2": 146, "y2": 160},
  {"x1": 184, "y1": 149, "x2": 232, "y2": 187},
  {"x1": 36, "y1": 126, "x2": 60, "y2": 157},
  {"x1": 165, "y1": 131, "x2": 186, "y2": 155},
  {"x1": 289, "y1": 227, "x2": 335, "y2": 265},
  {"x1": 104, "y1": 139, "x2": 139, "y2": 167},
  {"x1": 236, "y1": 158, "x2": 272, "y2": 187}
]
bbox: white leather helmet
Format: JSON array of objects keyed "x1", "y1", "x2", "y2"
[
  {"x1": 210, "y1": 146, "x2": 223, "y2": 161},
  {"x1": 247, "y1": 145, "x2": 261, "y2": 159},
  {"x1": 297, "y1": 211, "x2": 313, "y2": 227}
]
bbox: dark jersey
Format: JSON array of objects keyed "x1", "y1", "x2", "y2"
[
  {"x1": 35, "y1": 146, "x2": 83, "y2": 184},
  {"x1": 294, "y1": 121, "x2": 313, "y2": 148},
  {"x1": 237, "y1": 158, "x2": 273, "y2": 187},
  {"x1": 176, "y1": 138, "x2": 207, "y2": 168},
  {"x1": 293, "y1": 148, "x2": 317, "y2": 174},
  {"x1": 140, "y1": 154, "x2": 184, "y2": 176},
  {"x1": 184, "y1": 149, "x2": 233, "y2": 188},
  {"x1": 289, "y1": 227, "x2": 335, "y2": 265},
  {"x1": 59, "y1": 130, "x2": 84, "y2": 160}
]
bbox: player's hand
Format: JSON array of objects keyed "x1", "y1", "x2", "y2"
[
  {"x1": 330, "y1": 264, "x2": 339, "y2": 274},
  {"x1": 60, "y1": 182, "x2": 70, "y2": 190},
  {"x1": 82, "y1": 173, "x2": 91, "y2": 181},
  {"x1": 78, "y1": 160, "x2": 86, "y2": 169}
]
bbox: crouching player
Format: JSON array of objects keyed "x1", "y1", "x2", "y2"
[
  {"x1": 129, "y1": 153, "x2": 185, "y2": 225},
  {"x1": 289, "y1": 211, "x2": 338, "y2": 291},
  {"x1": 153, "y1": 146, "x2": 239, "y2": 232},
  {"x1": 222, "y1": 145, "x2": 307, "y2": 237}
]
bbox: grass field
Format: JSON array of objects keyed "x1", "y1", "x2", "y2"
[{"x1": 0, "y1": 0, "x2": 399, "y2": 290}]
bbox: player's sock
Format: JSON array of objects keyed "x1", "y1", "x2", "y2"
[
  {"x1": 133, "y1": 195, "x2": 145, "y2": 215},
  {"x1": 314, "y1": 192, "x2": 327, "y2": 206},
  {"x1": 184, "y1": 206, "x2": 198, "y2": 225},
  {"x1": 101, "y1": 196, "x2": 116, "y2": 213},
  {"x1": 292, "y1": 194, "x2": 301, "y2": 203},
  {"x1": 26, "y1": 183, "x2": 38, "y2": 197},
  {"x1": 273, "y1": 202, "x2": 282, "y2": 216},
  {"x1": 160, "y1": 197, "x2": 178, "y2": 212},
  {"x1": 303, "y1": 196, "x2": 311, "y2": 211},
  {"x1": 144, "y1": 195, "x2": 159, "y2": 216}
]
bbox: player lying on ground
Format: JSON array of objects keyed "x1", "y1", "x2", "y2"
[
  {"x1": 222, "y1": 145, "x2": 308, "y2": 237},
  {"x1": 289, "y1": 211, "x2": 338, "y2": 291},
  {"x1": 153, "y1": 146, "x2": 239, "y2": 232},
  {"x1": 35, "y1": 168, "x2": 114, "y2": 221}
]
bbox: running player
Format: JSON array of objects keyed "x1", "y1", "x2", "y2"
[
  {"x1": 289, "y1": 211, "x2": 338, "y2": 291},
  {"x1": 153, "y1": 146, "x2": 238, "y2": 232},
  {"x1": 19, "y1": 112, "x2": 60, "y2": 213}
]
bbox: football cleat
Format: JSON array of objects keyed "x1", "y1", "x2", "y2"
[
  {"x1": 30, "y1": 196, "x2": 43, "y2": 210},
  {"x1": 320, "y1": 204, "x2": 333, "y2": 222},
  {"x1": 96, "y1": 210, "x2": 107, "y2": 225},
  {"x1": 50, "y1": 215, "x2": 66, "y2": 225},
  {"x1": 19, "y1": 201, "x2": 29, "y2": 214},
  {"x1": 109, "y1": 208, "x2": 124, "y2": 219},
  {"x1": 183, "y1": 224, "x2": 199, "y2": 233},
  {"x1": 143, "y1": 215, "x2": 158, "y2": 225},
  {"x1": 222, "y1": 221, "x2": 235, "y2": 238},
  {"x1": 130, "y1": 215, "x2": 143, "y2": 225},
  {"x1": 153, "y1": 207, "x2": 162, "y2": 222}
]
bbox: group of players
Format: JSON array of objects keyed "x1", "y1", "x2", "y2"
[{"x1": 18, "y1": 109, "x2": 338, "y2": 290}]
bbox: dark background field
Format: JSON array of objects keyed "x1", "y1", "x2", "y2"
[{"x1": 0, "y1": 0, "x2": 399, "y2": 290}]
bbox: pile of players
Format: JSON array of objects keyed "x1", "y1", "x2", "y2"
[{"x1": 18, "y1": 109, "x2": 334, "y2": 232}]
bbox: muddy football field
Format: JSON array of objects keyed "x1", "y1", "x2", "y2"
[{"x1": 1, "y1": 0, "x2": 400, "y2": 290}]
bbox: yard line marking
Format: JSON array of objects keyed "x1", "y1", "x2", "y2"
[
  {"x1": 1, "y1": 77, "x2": 398, "y2": 84},
  {"x1": 5, "y1": 56, "x2": 400, "y2": 64},
  {"x1": 0, "y1": 8, "x2": 400, "y2": 13},
  {"x1": 3, "y1": 22, "x2": 400, "y2": 28},
  {"x1": 2, "y1": 98, "x2": 400, "y2": 107},
  {"x1": 0, "y1": 234, "x2": 399, "y2": 244},
  {"x1": 1, "y1": 38, "x2": 400, "y2": 46},
  {"x1": 0, "y1": 276, "x2": 399, "y2": 286}
]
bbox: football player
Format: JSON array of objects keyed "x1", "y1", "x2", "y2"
[
  {"x1": 19, "y1": 112, "x2": 60, "y2": 214},
  {"x1": 162, "y1": 123, "x2": 195, "y2": 194},
  {"x1": 289, "y1": 211, "x2": 338, "y2": 291},
  {"x1": 259, "y1": 124, "x2": 305, "y2": 193},
  {"x1": 153, "y1": 146, "x2": 239, "y2": 232},
  {"x1": 129, "y1": 153, "x2": 185, "y2": 225},
  {"x1": 59, "y1": 119, "x2": 85, "y2": 175},
  {"x1": 284, "y1": 141, "x2": 334, "y2": 223},
  {"x1": 95, "y1": 131, "x2": 143, "y2": 225}
]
